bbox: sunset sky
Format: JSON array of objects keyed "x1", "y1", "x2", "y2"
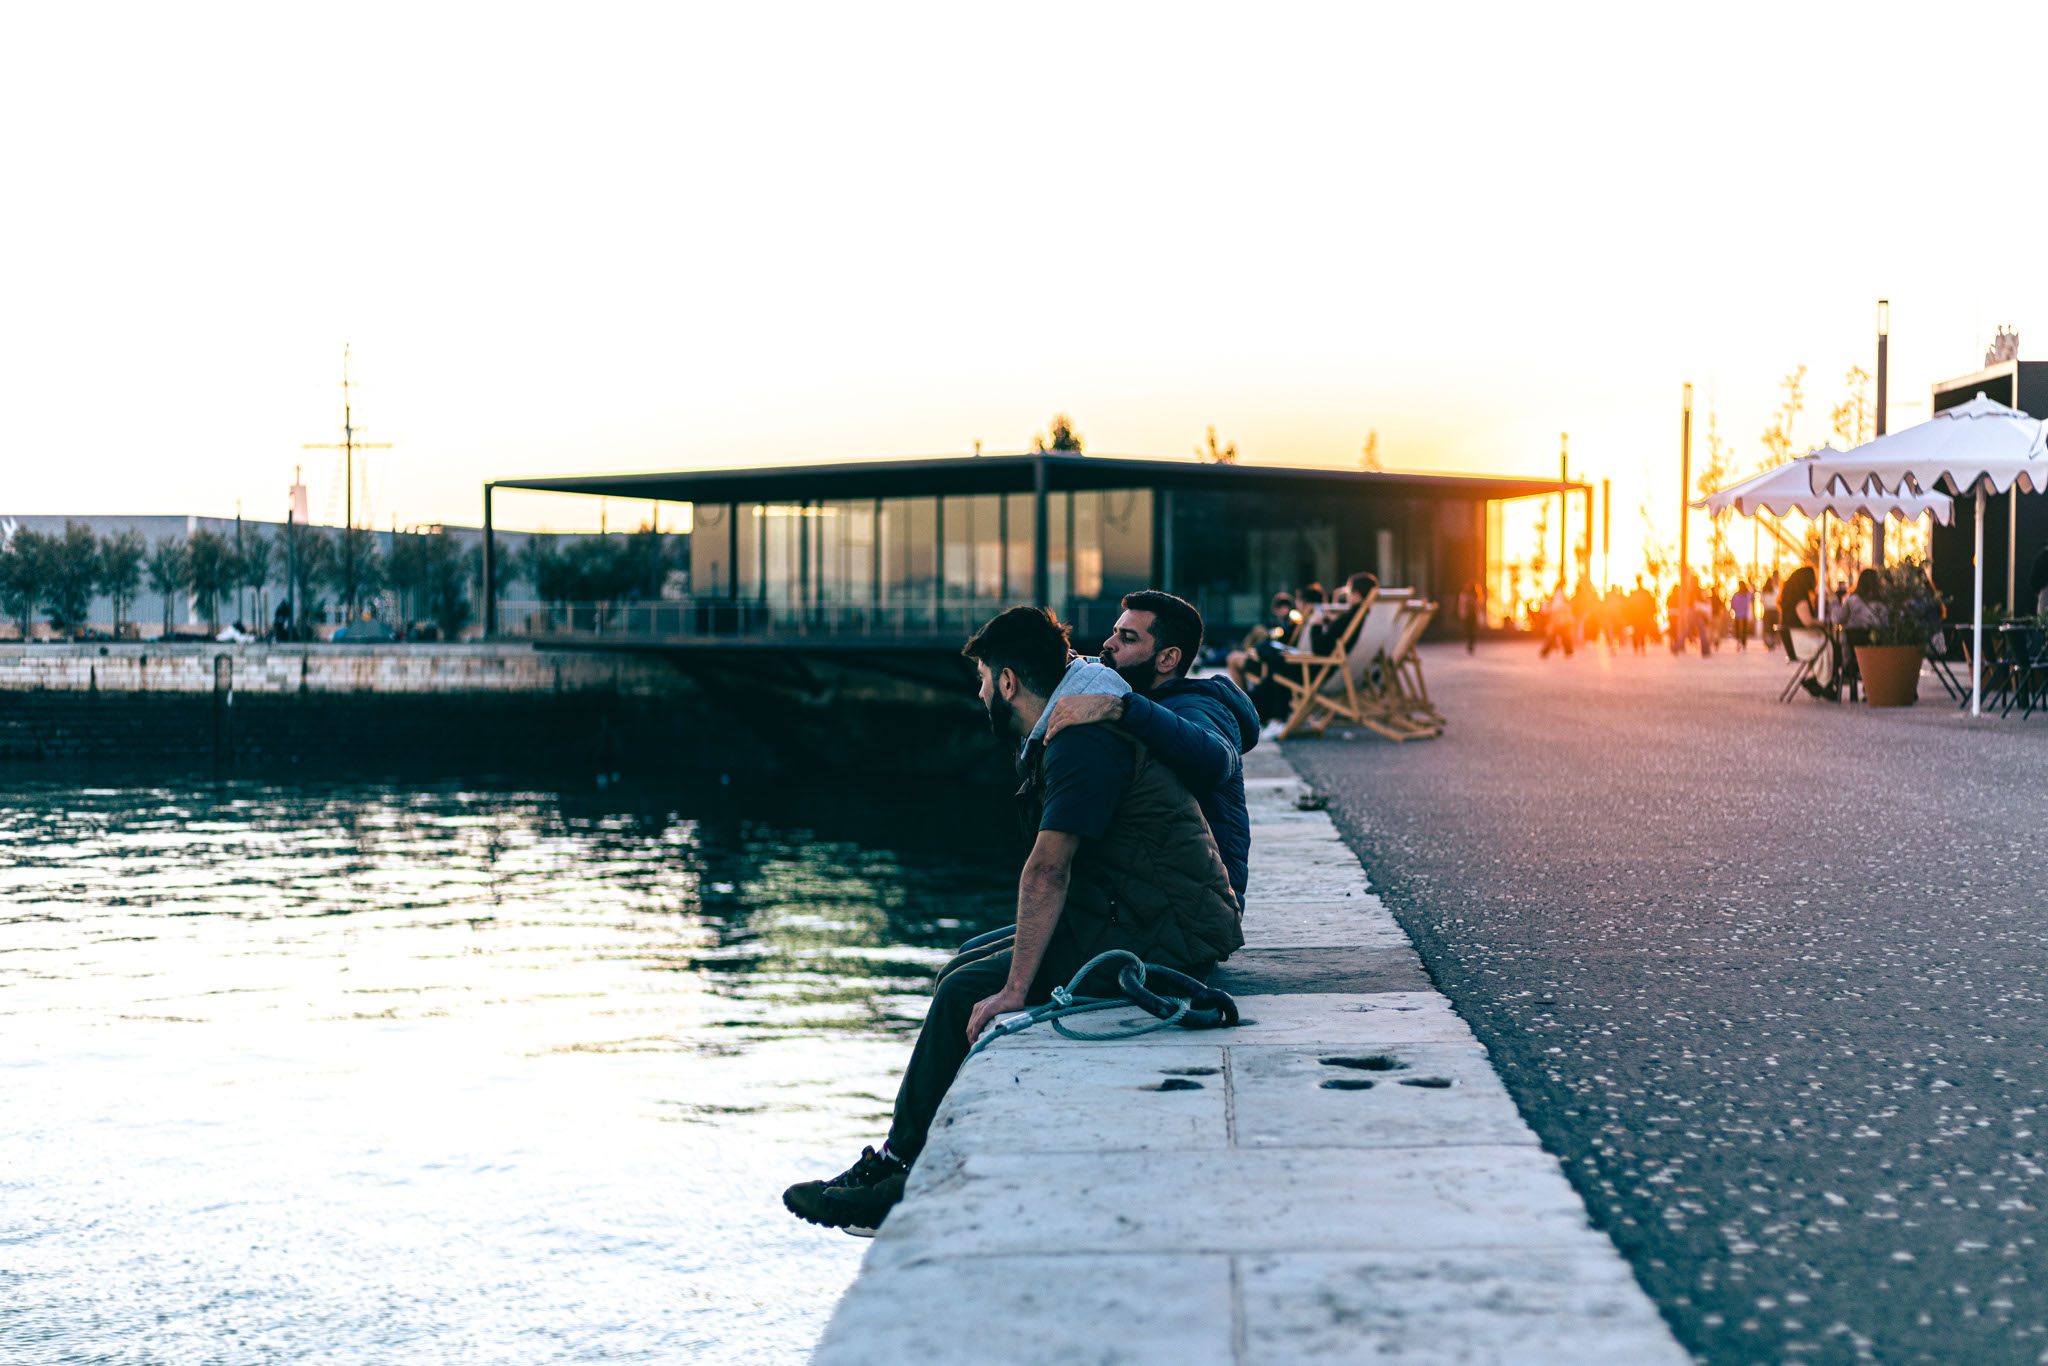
[{"x1": 7, "y1": 2, "x2": 2048, "y2": 568}]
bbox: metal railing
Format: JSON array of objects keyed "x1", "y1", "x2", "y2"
[{"x1": 494, "y1": 597, "x2": 1064, "y2": 645}]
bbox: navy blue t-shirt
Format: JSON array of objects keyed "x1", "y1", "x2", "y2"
[{"x1": 1035, "y1": 725, "x2": 1134, "y2": 839}]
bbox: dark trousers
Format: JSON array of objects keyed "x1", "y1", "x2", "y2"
[{"x1": 887, "y1": 923, "x2": 1117, "y2": 1163}]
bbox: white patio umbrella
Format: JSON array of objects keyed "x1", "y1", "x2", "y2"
[
  {"x1": 1694, "y1": 449, "x2": 1952, "y2": 691},
  {"x1": 1695, "y1": 446, "x2": 1955, "y2": 523},
  {"x1": 1807, "y1": 394, "x2": 2048, "y2": 715}
]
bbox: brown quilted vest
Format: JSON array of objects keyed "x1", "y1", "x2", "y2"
[{"x1": 1015, "y1": 723, "x2": 1243, "y2": 972}]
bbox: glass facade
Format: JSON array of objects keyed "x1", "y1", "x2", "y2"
[{"x1": 686, "y1": 490, "x2": 1154, "y2": 634}]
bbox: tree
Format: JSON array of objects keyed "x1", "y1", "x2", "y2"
[
  {"x1": 386, "y1": 530, "x2": 430, "y2": 623},
  {"x1": 1638, "y1": 501, "x2": 1673, "y2": 593},
  {"x1": 1831, "y1": 366, "x2": 1873, "y2": 450},
  {"x1": 621, "y1": 525, "x2": 672, "y2": 600},
  {"x1": 420, "y1": 529, "x2": 472, "y2": 639},
  {"x1": 0, "y1": 528, "x2": 54, "y2": 640},
  {"x1": 1359, "y1": 429, "x2": 1382, "y2": 472},
  {"x1": 1031, "y1": 414, "x2": 1083, "y2": 453},
  {"x1": 330, "y1": 527, "x2": 384, "y2": 621},
  {"x1": 147, "y1": 536, "x2": 189, "y2": 638},
  {"x1": 101, "y1": 529, "x2": 145, "y2": 637},
  {"x1": 289, "y1": 526, "x2": 336, "y2": 627},
  {"x1": 1196, "y1": 426, "x2": 1238, "y2": 464},
  {"x1": 1759, "y1": 365, "x2": 1809, "y2": 469},
  {"x1": 184, "y1": 529, "x2": 237, "y2": 637},
  {"x1": 239, "y1": 534, "x2": 273, "y2": 629},
  {"x1": 1694, "y1": 409, "x2": 1740, "y2": 596},
  {"x1": 45, "y1": 521, "x2": 102, "y2": 635}
]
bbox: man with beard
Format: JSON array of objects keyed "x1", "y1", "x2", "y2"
[
  {"x1": 781, "y1": 606, "x2": 1243, "y2": 1237},
  {"x1": 1046, "y1": 590, "x2": 1258, "y2": 913}
]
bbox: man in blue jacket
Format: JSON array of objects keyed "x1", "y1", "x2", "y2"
[{"x1": 1046, "y1": 590, "x2": 1258, "y2": 912}]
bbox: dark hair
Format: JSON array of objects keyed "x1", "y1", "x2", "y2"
[
  {"x1": 1299, "y1": 583, "x2": 1327, "y2": 605},
  {"x1": 1853, "y1": 568, "x2": 1881, "y2": 599},
  {"x1": 1270, "y1": 592, "x2": 1295, "y2": 611},
  {"x1": 1345, "y1": 570, "x2": 1378, "y2": 600},
  {"x1": 1120, "y1": 590, "x2": 1205, "y2": 677},
  {"x1": 1780, "y1": 565, "x2": 1817, "y2": 612},
  {"x1": 962, "y1": 606, "x2": 1071, "y2": 697}
]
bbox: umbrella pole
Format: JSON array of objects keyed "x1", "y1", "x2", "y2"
[{"x1": 1973, "y1": 484, "x2": 1985, "y2": 717}]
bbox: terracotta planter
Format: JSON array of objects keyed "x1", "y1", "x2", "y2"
[{"x1": 1855, "y1": 643, "x2": 1922, "y2": 707}]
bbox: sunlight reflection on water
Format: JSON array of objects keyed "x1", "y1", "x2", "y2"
[{"x1": 0, "y1": 779, "x2": 1014, "y2": 1364}]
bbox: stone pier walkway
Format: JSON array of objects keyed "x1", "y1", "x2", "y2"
[{"x1": 810, "y1": 746, "x2": 1689, "y2": 1365}]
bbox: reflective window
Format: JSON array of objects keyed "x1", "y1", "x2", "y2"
[
  {"x1": 736, "y1": 503, "x2": 762, "y2": 600},
  {"x1": 1072, "y1": 492, "x2": 1102, "y2": 599},
  {"x1": 688, "y1": 502, "x2": 733, "y2": 598},
  {"x1": 1004, "y1": 493, "x2": 1035, "y2": 601},
  {"x1": 1100, "y1": 490, "x2": 1152, "y2": 598}
]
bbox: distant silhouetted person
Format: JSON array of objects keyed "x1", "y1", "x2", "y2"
[
  {"x1": 1627, "y1": 576, "x2": 1654, "y2": 654},
  {"x1": 1539, "y1": 582, "x2": 1574, "y2": 658},
  {"x1": 1731, "y1": 580, "x2": 1754, "y2": 651},
  {"x1": 1457, "y1": 581, "x2": 1481, "y2": 653}
]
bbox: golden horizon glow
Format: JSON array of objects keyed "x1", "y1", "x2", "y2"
[{"x1": 7, "y1": 3, "x2": 2048, "y2": 565}]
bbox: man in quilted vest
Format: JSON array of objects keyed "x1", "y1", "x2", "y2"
[{"x1": 782, "y1": 606, "x2": 1241, "y2": 1237}]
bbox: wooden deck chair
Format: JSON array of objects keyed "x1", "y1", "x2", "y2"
[
  {"x1": 1289, "y1": 592, "x2": 1432, "y2": 742},
  {"x1": 1324, "y1": 593, "x2": 1435, "y2": 741},
  {"x1": 1385, "y1": 601, "x2": 1445, "y2": 735},
  {"x1": 1272, "y1": 594, "x2": 1374, "y2": 739}
]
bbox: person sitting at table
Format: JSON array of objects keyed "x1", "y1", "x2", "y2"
[
  {"x1": 1832, "y1": 568, "x2": 1888, "y2": 632},
  {"x1": 1779, "y1": 565, "x2": 1837, "y2": 701}
]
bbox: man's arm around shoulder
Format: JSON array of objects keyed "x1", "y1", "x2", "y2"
[{"x1": 965, "y1": 829, "x2": 1081, "y2": 1044}]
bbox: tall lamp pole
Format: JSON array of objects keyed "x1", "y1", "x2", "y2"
[
  {"x1": 1601, "y1": 478, "x2": 1611, "y2": 588},
  {"x1": 1873, "y1": 300, "x2": 1889, "y2": 567},
  {"x1": 1558, "y1": 434, "x2": 1569, "y2": 588},
  {"x1": 1679, "y1": 384, "x2": 1693, "y2": 597}
]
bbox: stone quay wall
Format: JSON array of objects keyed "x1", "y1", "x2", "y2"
[
  {"x1": 0, "y1": 643, "x2": 993, "y2": 781},
  {"x1": 0, "y1": 643, "x2": 684, "y2": 697}
]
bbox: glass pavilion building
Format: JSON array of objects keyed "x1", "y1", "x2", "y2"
[{"x1": 484, "y1": 454, "x2": 1575, "y2": 646}]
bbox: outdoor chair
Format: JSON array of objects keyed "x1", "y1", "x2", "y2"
[
  {"x1": 2016, "y1": 625, "x2": 2048, "y2": 718},
  {"x1": 1385, "y1": 600, "x2": 1445, "y2": 734},
  {"x1": 1924, "y1": 635, "x2": 1965, "y2": 702},
  {"x1": 1326, "y1": 592, "x2": 1440, "y2": 742},
  {"x1": 1278, "y1": 590, "x2": 1442, "y2": 742},
  {"x1": 1271, "y1": 594, "x2": 1374, "y2": 740},
  {"x1": 1778, "y1": 629, "x2": 1834, "y2": 704}
]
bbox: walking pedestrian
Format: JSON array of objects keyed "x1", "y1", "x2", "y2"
[
  {"x1": 1731, "y1": 580, "x2": 1754, "y2": 651},
  {"x1": 1457, "y1": 582, "x2": 1481, "y2": 654}
]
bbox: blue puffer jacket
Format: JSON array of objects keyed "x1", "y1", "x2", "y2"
[{"x1": 1119, "y1": 675, "x2": 1260, "y2": 912}]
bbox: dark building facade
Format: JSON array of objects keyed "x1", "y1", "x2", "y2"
[
  {"x1": 486, "y1": 455, "x2": 1573, "y2": 645},
  {"x1": 1929, "y1": 362, "x2": 2048, "y2": 612}
]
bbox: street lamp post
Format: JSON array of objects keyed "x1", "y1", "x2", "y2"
[
  {"x1": 1874, "y1": 299, "x2": 1889, "y2": 567},
  {"x1": 1679, "y1": 384, "x2": 1693, "y2": 600}
]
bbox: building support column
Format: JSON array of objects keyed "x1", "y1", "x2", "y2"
[
  {"x1": 1032, "y1": 455, "x2": 1049, "y2": 607},
  {"x1": 482, "y1": 483, "x2": 496, "y2": 637}
]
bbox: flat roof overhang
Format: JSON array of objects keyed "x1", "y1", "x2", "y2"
[{"x1": 488, "y1": 454, "x2": 1583, "y2": 504}]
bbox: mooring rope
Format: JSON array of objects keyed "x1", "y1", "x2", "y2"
[{"x1": 965, "y1": 948, "x2": 1239, "y2": 1059}]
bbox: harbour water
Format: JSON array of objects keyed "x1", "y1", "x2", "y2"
[{"x1": 0, "y1": 775, "x2": 1016, "y2": 1364}]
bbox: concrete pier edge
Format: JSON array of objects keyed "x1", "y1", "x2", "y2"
[{"x1": 809, "y1": 745, "x2": 1691, "y2": 1365}]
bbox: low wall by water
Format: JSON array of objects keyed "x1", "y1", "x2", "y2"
[
  {"x1": 0, "y1": 643, "x2": 677, "y2": 695},
  {"x1": 0, "y1": 643, "x2": 997, "y2": 782}
]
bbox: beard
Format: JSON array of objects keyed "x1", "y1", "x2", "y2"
[
  {"x1": 1105, "y1": 651, "x2": 1158, "y2": 694},
  {"x1": 984, "y1": 690, "x2": 1017, "y2": 746}
]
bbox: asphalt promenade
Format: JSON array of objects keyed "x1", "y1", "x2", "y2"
[
  {"x1": 812, "y1": 743, "x2": 1688, "y2": 1365},
  {"x1": 1292, "y1": 640, "x2": 2048, "y2": 1366}
]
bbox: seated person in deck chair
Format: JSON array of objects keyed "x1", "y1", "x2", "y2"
[
  {"x1": 782, "y1": 607, "x2": 1242, "y2": 1238},
  {"x1": 1308, "y1": 571, "x2": 1379, "y2": 656}
]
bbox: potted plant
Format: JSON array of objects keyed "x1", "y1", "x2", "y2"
[{"x1": 1855, "y1": 560, "x2": 1938, "y2": 707}]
